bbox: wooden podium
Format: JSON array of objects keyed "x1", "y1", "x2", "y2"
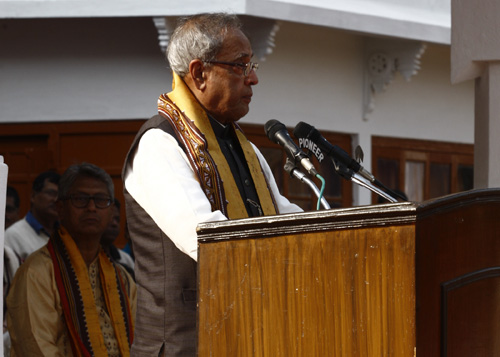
[{"x1": 196, "y1": 189, "x2": 500, "y2": 356}]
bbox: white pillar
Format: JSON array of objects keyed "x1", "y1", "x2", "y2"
[
  {"x1": 474, "y1": 62, "x2": 500, "y2": 188},
  {"x1": 0, "y1": 156, "x2": 8, "y2": 355},
  {"x1": 451, "y1": 0, "x2": 500, "y2": 189}
]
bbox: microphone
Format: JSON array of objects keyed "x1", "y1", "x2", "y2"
[
  {"x1": 293, "y1": 121, "x2": 375, "y2": 182},
  {"x1": 265, "y1": 119, "x2": 318, "y2": 176}
]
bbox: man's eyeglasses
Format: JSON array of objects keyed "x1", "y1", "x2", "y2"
[
  {"x1": 205, "y1": 60, "x2": 259, "y2": 77},
  {"x1": 62, "y1": 194, "x2": 112, "y2": 209}
]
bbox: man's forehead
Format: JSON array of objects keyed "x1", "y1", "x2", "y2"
[
  {"x1": 234, "y1": 51, "x2": 253, "y2": 60},
  {"x1": 69, "y1": 176, "x2": 109, "y2": 192},
  {"x1": 218, "y1": 29, "x2": 253, "y2": 59},
  {"x1": 43, "y1": 179, "x2": 58, "y2": 188}
]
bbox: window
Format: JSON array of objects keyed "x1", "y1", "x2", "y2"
[
  {"x1": 372, "y1": 136, "x2": 474, "y2": 203},
  {"x1": 240, "y1": 123, "x2": 353, "y2": 210}
]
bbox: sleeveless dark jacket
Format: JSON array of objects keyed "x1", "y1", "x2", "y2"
[{"x1": 122, "y1": 115, "x2": 197, "y2": 357}]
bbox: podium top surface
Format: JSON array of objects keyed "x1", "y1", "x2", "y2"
[{"x1": 197, "y1": 188, "x2": 500, "y2": 242}]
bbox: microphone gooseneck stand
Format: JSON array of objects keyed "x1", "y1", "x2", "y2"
[
  {"x1": 330, "y1": 157, "x2": 400, "y2": 203},
  {"x1": 284, "y1": 159, "x2": 331, "y2": 210}
]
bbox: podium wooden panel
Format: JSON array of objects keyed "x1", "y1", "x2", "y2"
[
  {"x1": 197, "y1": 189, "x2": 500, "y2": 356},
  {"x1": 416, "y1": 189, "x2": 500, "y2": 356}
]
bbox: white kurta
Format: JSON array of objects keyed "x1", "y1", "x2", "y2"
[
  {"x1": 4, "y1": 218, "x2": 49, "y2": 261},
  {"x1": 124, "y1": 128, "x2": 302, "y2": 261}
]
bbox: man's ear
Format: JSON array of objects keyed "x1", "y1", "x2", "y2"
[{"x1": 188, "y1": 59, "x2": 207, "y2": 90}]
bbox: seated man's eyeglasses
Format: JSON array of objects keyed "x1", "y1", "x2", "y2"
[
  {"x1": 204, "y1": 60, "x2": 259, "y2": 77},
  {"x1": 63, "y1": 194, "x2": 113, "y2": 209}
]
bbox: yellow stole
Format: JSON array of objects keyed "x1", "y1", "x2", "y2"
[
  {"x1": 158, "y1": 73, "x2": 277, "y2": 219},
  {"x1": 50, "y1": 227, "x2": 134, "y2": 356}
]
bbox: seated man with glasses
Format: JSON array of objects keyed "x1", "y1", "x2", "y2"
[
  {"x1": 123, "y1": 12, "x2": 301, "y2": 356},
  {"x1": 5, "y1": 171, "x2": 60, "y2": 261},
  {"x1": 7, "y1": 162, "x2": 136, "y2": 356}
]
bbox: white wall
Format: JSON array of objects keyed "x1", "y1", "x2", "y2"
[
  {"x1": 238, "y1": 21, "x2": 473, "y2": 204},
  {"x1": 367, "y1": 44, "x2": 474, "y2": 143},
  {"x1": 247, "y1": 21, "x2": 365, "y2": 131},
  {"x1": 1, "y1": 18, "x2": 472, "y2": 140},
  {"x1": 245, "y1": 21, "x2": 473, "y2": 143},
  {"x1": 0, "y1": 18, "x2": 169, "y2": 122},
  {"x1": 0, "y1": 17, "x2": 474, "y2": 204}
]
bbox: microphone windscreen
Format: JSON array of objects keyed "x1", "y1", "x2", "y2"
[
  {"x1": 264, "y1": 119, "x2": 286, "y2": 142},
  {"x1": 294, "y1": 122, "x2": 325, "y2": 144},
  {"x1": 293, "y1": 121, "x2": 314, "y2": 139}
]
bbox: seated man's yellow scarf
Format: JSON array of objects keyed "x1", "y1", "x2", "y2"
[
  {"x1": 157, "y1": 73, "x2": 277, "y2": 219},
  {"x1": 47, "y1": 227, "x2": 134, "y2": 357}
]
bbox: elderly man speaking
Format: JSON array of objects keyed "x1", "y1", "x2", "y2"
[{"x1": 123, "y1": 12, "x2": 301, "y2": 356}]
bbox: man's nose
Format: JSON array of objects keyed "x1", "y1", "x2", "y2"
[
  {"x1": 246, "y1": 69, "x2": 258, "y2": 85},
  {"x1": 86, "y1": 198, "x2": 98, "y2": 210}
]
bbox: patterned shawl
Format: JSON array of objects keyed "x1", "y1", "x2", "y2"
[
  {"x1": 47, "y1": 226, "x2": 134, "y2": 356},
  {"x1": 157, "y1": 73, "x2": 278, "y2": 219}
]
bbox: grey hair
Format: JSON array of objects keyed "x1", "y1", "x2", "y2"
[
  {"x1": 167, "y1": 13, "x2": 243, "y2": 77},
  {"x1": 58, "y1": 162, "x2": 114, "y2": 201}
]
